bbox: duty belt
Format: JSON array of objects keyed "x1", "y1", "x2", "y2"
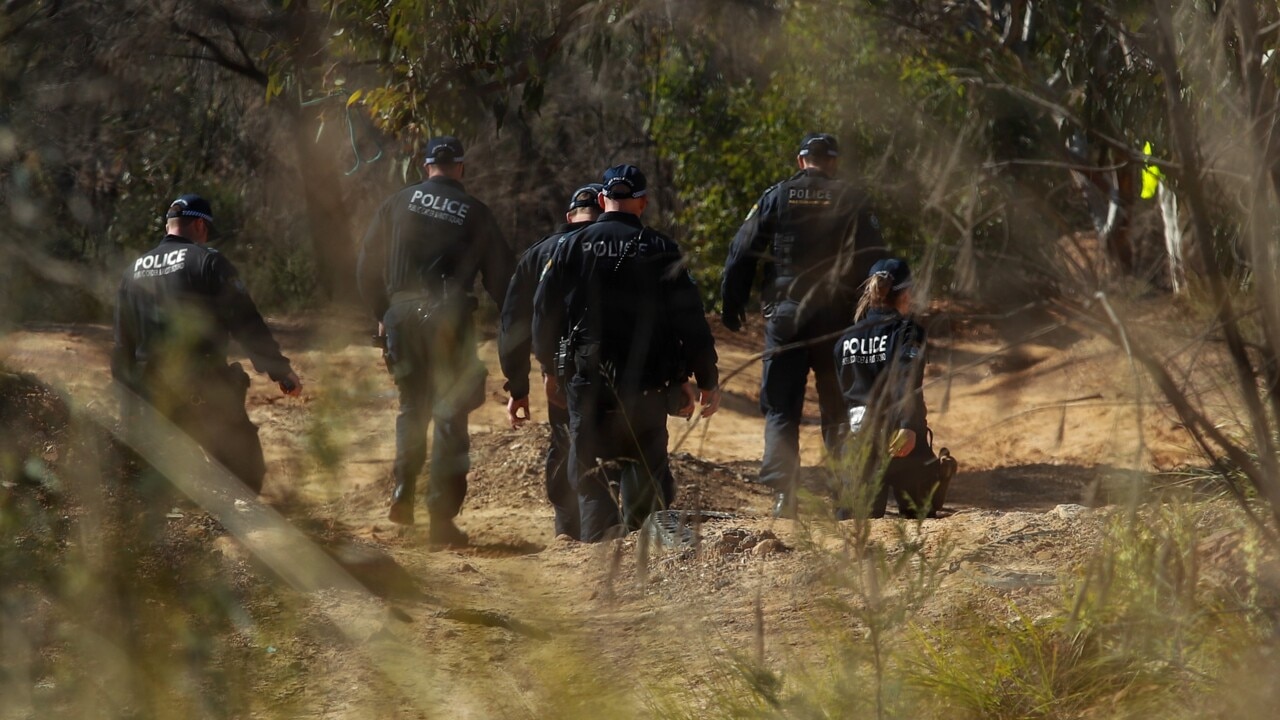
[
  {"x1": 389, "y1": 288, "x2": 477, "y2": 310},
  {"x1": 390, "y1": 289, "x2": 445, "y2": 305}
]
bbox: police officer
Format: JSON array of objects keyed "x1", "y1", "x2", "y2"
[
  {"x1": 834, "y1": 258, "x2": 956, "y2": 518},
  {"x1": 720, "y1": 132, "x2": 887, "y2": 517},
  {"x1": 112, "y1": 194, "x2": 302, "y2": 495},
  {"x1": 357, "y1": 136, "x2": 515, "y2": 545},
  {"x1": 498, "y1": 183, "x2": 603, "y2": 540},
  {"x1": 533, "y1": 165, "x2": 720, "y2": 543}
]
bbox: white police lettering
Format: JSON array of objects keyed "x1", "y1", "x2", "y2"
[
  {"x1": 841, "y1": 333, "x2": 889, "y2": 365},
  {"x1": 580, "y1": 239, "x2": 649, "y2": 257},
  {"x1": 788, "y1": 188, "x2": 833, "y2": 207},
  {"x1": 133, "y1": 248, "x2": 188, "y2": 278},
  {"x1": 408, "y1": 190, "x2": 471, "y2": 225}
]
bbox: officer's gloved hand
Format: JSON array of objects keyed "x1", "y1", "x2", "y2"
[{"x1": 721, "y1": 307, "x2": 745, "y2": 332}]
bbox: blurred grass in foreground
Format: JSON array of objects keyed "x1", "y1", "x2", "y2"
[{"x1": 5, "y1": 366, "x2": 1280, "y2": 719}]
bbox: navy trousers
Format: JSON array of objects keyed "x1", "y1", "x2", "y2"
[
  {"x1": 129, "y1": 362, "x2": 266, "y2": 494},
  {"x1": 545, "y1": 402, "x2": 579, "y2": 539},
  {"x1": 566, "y1": 380, "x2": 671, "y2": 542},
  {"x1": 385, "y1": 299, "x2": 486, "y2": 521},
  {"x1": 758, "y1": 302, "x2": 848, "y2": 493}
]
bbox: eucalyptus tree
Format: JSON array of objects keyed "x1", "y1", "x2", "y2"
[{"x1": 872, "y1": 0, "x2": 1280, "y2": 528}]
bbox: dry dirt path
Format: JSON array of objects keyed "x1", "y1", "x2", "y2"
[{"x1": 0, "y1": 306, "x2": 1203, "y2": 717}]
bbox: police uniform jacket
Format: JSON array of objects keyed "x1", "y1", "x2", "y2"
[
  {"x1": 111, "y1": 235, "x2": 293, "y2": 388},
  {"x1": 722, "y1": 168, "x2": 886, "y2": 324},
  {"x1": 834, "y1": 308, "x2": 928, "y2": 444},
  {"x1": 499, "y1": 220, "x2": 593, "y2": 399},
  {"x1": 532, "y1": 211, "x2": 718, "y2": 393},
  {"x1": 357, "y1": 176, "x2": 513, "y2": 320}
]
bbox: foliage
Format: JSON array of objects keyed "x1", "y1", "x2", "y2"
[
  {"x1": 912, "y1": 613, "x2": 1174, "y2": 720},
  {"x1": 3, "y1": 0, "x2": 1273, "y2": 309},
  {"x1": 12, "y1": 2, "x2": 1280, "y2": 718},
  {"x1": 909, "y1": 499, "x2": 1279, "y2": 720},
  {"x1": 322, "y1": 0, "x2": 587, "y2": 141}
]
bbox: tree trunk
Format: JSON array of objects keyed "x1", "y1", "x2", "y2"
[
  {"x1": 291, "y1": 106, "x2": 358, "y2": 305},
  {"x1": 284, "y1": 0, "x2": 357, "y2": 306}
]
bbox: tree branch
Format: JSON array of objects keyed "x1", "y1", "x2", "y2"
[{"x1": 173, "y1": 22, "x2": 268, "y2": 87}]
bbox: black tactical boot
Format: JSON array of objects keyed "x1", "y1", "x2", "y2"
[
  {"x1": 772, "y1": 491, "x2": 797, "y2": 520},
  {"x1": 428, "y1": 516, "x2": 469, "y2": 549},
  {"x1": 388, "y1": 498, "x2": 415, "y2": 525},
  {"x1": 388, "y1": 484, "x2": 415, "y2": 525}
]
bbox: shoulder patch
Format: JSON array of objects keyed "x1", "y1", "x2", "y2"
[
  {"x1": 744, "y1": 183, "x2": 780, "y2": 222},
  {"x1": 869, "y1": 214, "x2": 881, "y2": 230}
]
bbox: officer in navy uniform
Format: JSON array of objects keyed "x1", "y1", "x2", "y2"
[
  {"x1": 532, "y1": 165, "x2": 720, "y2": 543},
  {"x1": 720, "y1": 133, "x2": 887, "y2": 517},
  {"x1": 358, "y1": 136, "x2": 515, "y2": 545},
  {"x1": 112, "y1": 194, "x2": 302, "y2": 495},
  {"x1": 498, "y1": 183, "x2": 603, "y2": 540},
  {"x1": 834, "y1": 257, "x2": 955, "y2": 518}
]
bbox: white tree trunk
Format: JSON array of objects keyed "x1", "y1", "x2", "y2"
[{"x1": 1158, "y1": 182, "x2": 1186, "y2": 294}]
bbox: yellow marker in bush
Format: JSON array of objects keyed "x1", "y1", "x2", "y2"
[{"x1": 1141, "y1": 141, "x2": 1163, "y2": 200}]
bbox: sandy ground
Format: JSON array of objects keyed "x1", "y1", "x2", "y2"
[{"x1": 0, "y1": 301, "x2": 1217, "y2": 717}]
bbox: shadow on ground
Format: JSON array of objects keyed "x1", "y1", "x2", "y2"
[{"x1": 948, "y1": 463, "x2": 1152, "y2": 512}]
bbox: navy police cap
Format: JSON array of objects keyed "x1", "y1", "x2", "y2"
[
  {"x1": 568, "y1": 183, "x2": 605, "y2": 211},
  {"x1": 869, "y1": 257, "x2": 912, "y2": 291},
  {"x1": 601, "y1": 164, "x2": 647, "y2": 199},
  {"x1": 165, "y1": 193, "x2": 214, "y2": 224},
  {"x1": 424, "y1": 136, "x2": 465, "y2": 165},
  {"x1": 798, "y1": 132, "x2": 839, "y2": 158}
]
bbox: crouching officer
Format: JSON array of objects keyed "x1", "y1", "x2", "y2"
[
  {"x1": 533, "y1": 165, "x2": 721, "y2": 542},
  {"x1": 834, "y1": 258, "x2": 957, "y2": 518},
  {"x1": 112, "y1": 194, "x2": 302, "y2": 495},
  {"x1": 499, "y1": 183, "x2": 603, "y2": 540},
  {"x1": 358, "y1": 136, "x2": 515, "y2": 547},
  {"x1": 720, "y1": 132, "x2": 888, "y2": 518}
]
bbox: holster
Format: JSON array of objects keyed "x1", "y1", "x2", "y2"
[
  {"x1": 387, "y1": 293, "x2": 487, "y2": 416},
  {"x1": 571, "y1": 342, "x2": 603, "y2": 379}
]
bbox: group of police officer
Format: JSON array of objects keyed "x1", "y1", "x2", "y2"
[{"x1": 113, "y1": 130, "x2": 923, "y2": 547}]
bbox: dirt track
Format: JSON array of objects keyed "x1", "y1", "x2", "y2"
[{"x1": 0, "y1": 303, "x2": 1210, "y2": 717}]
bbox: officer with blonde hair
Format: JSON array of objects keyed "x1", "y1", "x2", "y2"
[{"x1": 834, "y1": 257, "x2": 956, "y2": 518}]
